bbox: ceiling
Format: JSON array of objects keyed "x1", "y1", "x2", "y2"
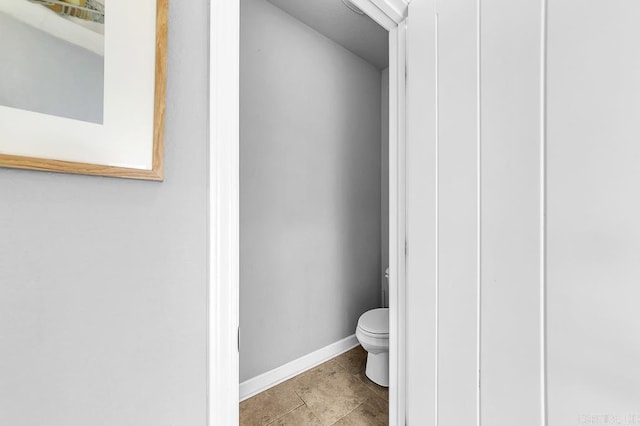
[{"x1": 266, "y1": 0, "x2": 388, "y2": 69}]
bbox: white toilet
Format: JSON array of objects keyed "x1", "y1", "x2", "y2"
[
  {"x1": 355, "y1": 267, "x2": 390, "y2": 387},
  {"x1": 356, "y1": 307, "x2": 389, "y2": 387}
]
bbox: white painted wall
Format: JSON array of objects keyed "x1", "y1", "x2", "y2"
[
  {"x1": 405, "y1": 0, "x2": 438, "y2": 423},
  {"x1": 407, "y1": 0, "x2": 542, "y2": 423},
  {"x1": 240, "y1": 0, "x2": 383, "y2": 382},
  {"x1": 406, "y1": 0, "x2": 481, "y2": 423},
  {"x1": 546, "y1": 1, "x2": 640, "y2": 423},
  {"x1": 0, "y1": 12, "x2": 104, "y2": 124},
  {"x1": 479, "y1": 0, "x2": 543, "y2": 424},
  {"x1": 0, "y1": 1, "x2": 209, "y2": 425},
  {"x1": 436, "y1": 0, "x2": 479, "y2": 424},
  {"x1": 408, "y1": 1, "x2": 640, "y2": 424}
]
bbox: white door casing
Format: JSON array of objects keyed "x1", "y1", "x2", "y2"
[{"x1": 209, "y1": 1, "x2": 412, "y2": 425}]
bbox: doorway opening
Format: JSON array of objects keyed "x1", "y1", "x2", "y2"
[{"x1": 209, "y1": 1, "x2": 408, "y2": 425}]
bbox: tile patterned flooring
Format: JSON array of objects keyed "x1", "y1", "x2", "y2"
[{"x1": 240, "y1": 345, "x2": 388, "y2": 425}]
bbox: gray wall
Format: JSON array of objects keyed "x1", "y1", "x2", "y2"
[
  {"x1": 0, "y1": 12, "x2": 104, "y2": 124},
  {"x1": 0, "y1": 1, "x2": 208, "y2": 425},
  {"x1": 240, "y1": 0, "x2": 382, "y2": 382}
]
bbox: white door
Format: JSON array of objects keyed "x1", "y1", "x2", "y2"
[
  {"x1": 407, "y1": 0, "x2": 640, "y2": 425},
  {"x1": 478, "y1": 0, "x2": 545, "y2": 423},
  {"x1": 545, "y1": 1, "x2": 640, "y2": 423},
  {"x1": 480, "y1": 0, "x2": 640, "y2": 425}
]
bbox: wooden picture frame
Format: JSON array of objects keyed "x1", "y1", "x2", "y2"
[{"x1": 0, "y1": 0, "x2": 168, "y2": 181}]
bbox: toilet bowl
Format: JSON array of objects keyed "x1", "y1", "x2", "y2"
[{"x1": 356, "y1": 307, "x2": 389, "y2": 387}]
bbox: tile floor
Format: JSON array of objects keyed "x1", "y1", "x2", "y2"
[{"x1": 240, "y1": 345, "x2": 388, "y2": 425}]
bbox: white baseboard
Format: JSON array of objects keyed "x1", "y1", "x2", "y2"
[{"x1": 239, "y1": 334, "x2": 359, "y2": 402}]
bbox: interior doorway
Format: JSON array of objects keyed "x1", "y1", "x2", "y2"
[{"x1": 209, "y1": 1, "x2": 409, "y2": 424}]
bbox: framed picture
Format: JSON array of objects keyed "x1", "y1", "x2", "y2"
[{"x1": 0, "y1": 0, "x2": 167, "y2": 180}]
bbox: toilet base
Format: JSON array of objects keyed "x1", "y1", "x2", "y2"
[{"x1": 365, "y1": 351, "x2": 389, "y2": 387}]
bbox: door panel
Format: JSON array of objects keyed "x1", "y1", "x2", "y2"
[
  {"x1": 406, "y1": 1, "x2": 438, "y2": 425},
  {"x1": 546, "y1": 1, "x2": 640, "y2": 423},
  {"x1": 479, "y1": 0, "x2": 544, "y2": 424},
  {"x1": 437, "y1": 0, "x2": 479, "y2": 424},
  {"x1": 409, "y1": 1, "x2": 640, "y2": 424}
]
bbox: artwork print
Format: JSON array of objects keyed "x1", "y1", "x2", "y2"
[{"x1": 0, "y1": 0, "x2": 105, "y2": 124}]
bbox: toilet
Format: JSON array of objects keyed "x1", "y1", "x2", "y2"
[
  {"x1": 356, "y1": 307, "x2": 389, "y2": 387},
  {"x1": 355, "y1": 267, "x2": 390, "y2": 387}
]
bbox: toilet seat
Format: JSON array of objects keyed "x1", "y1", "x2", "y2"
[{"x1": 357, "y1": 308, "x2": 389, "y2": 336}]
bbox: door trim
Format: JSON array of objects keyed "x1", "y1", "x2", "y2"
[{"x1": 208, "y1": 1, "x2": 408, "y2": 424}]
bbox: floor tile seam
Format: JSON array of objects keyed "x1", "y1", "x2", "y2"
[
  {"x1": 328, "y1": 399, "x2": 367, "y2": 426},
  {"x1": 292, "y1": 388, "x2": 327, "y2": 422},
  {"x1": 306, "y1": 404, "x2": 324, "y2": 425},
  {"x1": 263, "y1": 400, "x2": 306, "y2": 426},
  {"x1": 350, "y1": 372, "x2": 381, "y2": 397},
  {"x1": 351, "y1": 371, "x2": 368, "y2": 386},
  {"x1": 365, "y1": 387, "x2": 388, "y2": 405},
  {"x1": 294, "y1": 387, "x2": 356, "y2": 426},
  {"x1": 292, "y1": 389, "x2": 315, "y2": 417},
  {"x1": 351, "y1": 371, "x2": 388, "y2": 401}
]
